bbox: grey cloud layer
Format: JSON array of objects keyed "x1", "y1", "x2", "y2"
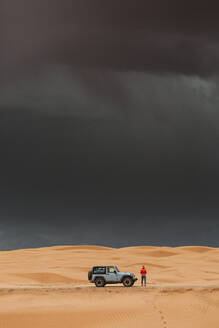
[
  {"x1": 1, "y1": 70, "x2": 219, "y2": 199},
  {"x1": 1, "y1": 1, "x2": 219, "y2": 248},
  {"x1": 1, "y1": 0, "x2": 219, "y2": 78}
]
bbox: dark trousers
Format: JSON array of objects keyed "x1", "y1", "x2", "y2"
[{"x1": 141, "y1": 275, "x2": 146, "y2": 286}]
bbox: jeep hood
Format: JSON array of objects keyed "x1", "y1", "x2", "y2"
[{"x1": 119, "y1": 272, "x2": 134, "y2": 276}]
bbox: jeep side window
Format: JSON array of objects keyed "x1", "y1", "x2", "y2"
[
  {"x1": 93, "y1": 267, "x2": 106, "y2": 274},
  {"x1": 108, "y1": 266, "x2": 116, "y2": 273}
]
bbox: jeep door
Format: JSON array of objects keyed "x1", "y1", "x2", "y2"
[{"x1": 106, "y1": 266, "x2": 119, "y2": 282}]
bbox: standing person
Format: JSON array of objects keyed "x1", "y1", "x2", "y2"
[{"x1": 140, "y1": 265, "x2": 147, "y2": 286}]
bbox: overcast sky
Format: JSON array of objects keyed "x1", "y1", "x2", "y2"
[{"x1": 0, "y1": 0, "x2": 219, "y2": 249}]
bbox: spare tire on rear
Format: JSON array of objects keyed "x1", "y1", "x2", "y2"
[{"x1": 88, "y1": 270, "x2": 92, "y2": 281}]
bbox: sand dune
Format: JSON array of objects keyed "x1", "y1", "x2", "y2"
[
  {"x1": 177, "y1": 246, "x2": 214, "y2": 253},
  {"x1": 145, "y1": 249, "x2": 178, "y2": 257},
  {"x1": 52, "y1": 245, "x2": 113, "y2": 251},
  {"x1": 125, "y1": 262, "x2": 169, "y2": 269},
  {"x1": 0, "y1": 245, "x2": 218, "y2": 327},
  {"x1": 14, "y1": 272, "x2": 76, "y2": 284}
]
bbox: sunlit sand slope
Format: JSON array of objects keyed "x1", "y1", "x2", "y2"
[
  {"x1": 0, "y1": 245, "x2": 218, "y2": 328},
  {"x1": 0, "y1": 245, "x2": 218, "y2": 287}
]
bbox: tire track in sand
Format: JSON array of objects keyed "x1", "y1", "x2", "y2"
[
  {"x1": 152, "y1": 302, "x2": 168, "y2": 328},
  {"x1": 100, "y1": 291, "x2": 169, "y2": 328}
]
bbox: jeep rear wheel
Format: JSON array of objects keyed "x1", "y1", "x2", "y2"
[
  {"x1": 95, "y1": 277, "x2": 105, "y2": 287},
  {"x1": 122, "y1": 276, "x2": 133, "y2": 287}
]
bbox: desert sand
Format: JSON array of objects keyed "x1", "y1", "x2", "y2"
[{"x1": 0, "y1": 245, "x2": 219, "y2": 327}]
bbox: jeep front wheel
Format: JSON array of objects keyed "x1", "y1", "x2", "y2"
[
  {"x1": 122, "y1": 277, "x2": 133, "y2": 287},
  {"x1": 95, "y1": 277, "x2": 105, "y2": 287}
]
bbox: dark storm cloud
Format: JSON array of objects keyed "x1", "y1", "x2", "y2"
[
  {"x1": 0, "y1": 71, "x2": 219, "y2": 245},
  {"x1": 1, "y1": 0, "x2": 219, "y2": 79},
  {"x1": 1, "y1": 1, "x2": 219, "y2": 249}
]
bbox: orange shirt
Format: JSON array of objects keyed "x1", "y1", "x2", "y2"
[{"x1": 140, "y1": 268, "x2": 147, "y2": 275}]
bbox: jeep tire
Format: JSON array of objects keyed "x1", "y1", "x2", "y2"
[
  {"x1": 95, "y1": 277, "x2": 105, "y2": 287},
  {"x1": 122, "y1": 276, "x2": 133, "y2": 287}
]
